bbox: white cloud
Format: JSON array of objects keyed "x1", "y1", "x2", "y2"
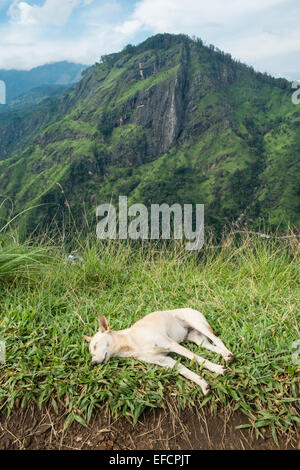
[
  {"x1": 115, "y1": 0, "x2": 300, "y2": 80},
  {"x1": 226, "y1": 30, "x2": 300, "y2": 61},
  {"x1": 0, "y1": 0, "x2": 299, "y2": 80},
  {"x1": 117, "y1": 0, "x2": 287, "y2": 36},
  {"x1": 0, "y1": 1, "x2": 125, "y2": 69},
  {"x1": 9, "y1": 1, "x2": 35, "y2": 24},
  {"x1": 8, "y1": 0, "x2": 94, "y2": 26},
  {"x1": 116, "y1": 19, "x2": 141, "y2": 36}
]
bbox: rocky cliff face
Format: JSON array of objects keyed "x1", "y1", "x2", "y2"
[{"x1": 0, "y1": 34, "x2": 299, "y2": 236}]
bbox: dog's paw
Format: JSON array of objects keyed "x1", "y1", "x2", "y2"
[
  {"x1": 213, "y1": 365, "x2": 227, "y2": 375},
  {"x1": 218, "y1": 366, "x2": 227, "y2": 376},
  {"x1": 203, "y1": 384, "x2": 211, "y2": 396},
  {"x1": 225, "y1": 353, "x2": 234, "y2": 364}
]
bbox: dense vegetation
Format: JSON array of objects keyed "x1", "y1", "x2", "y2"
[
  {"x1": 0, "y1": 34, "x2": 299, "y2": 237},
  {"x1": 0, "y1": 227, "x2": 299, "y2": 442}
]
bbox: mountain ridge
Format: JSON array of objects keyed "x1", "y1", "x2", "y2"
[{"x1": 0, "y1": 34, "x2": 299, "y2": 236}]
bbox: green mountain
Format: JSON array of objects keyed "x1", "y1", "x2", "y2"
[{"x1": 0, "y1": 34, "x2": 299, "y2": 236}]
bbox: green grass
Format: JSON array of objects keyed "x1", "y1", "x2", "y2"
[
  {"x1": 0, "y1": 242, "x2": 51, "y2": 280},
  {"x1": 0, "y1": 208, "x2": 53, "y2": 280},
  {"x1": 0, "y1": 233, "x2": 299, "y2": 442}
]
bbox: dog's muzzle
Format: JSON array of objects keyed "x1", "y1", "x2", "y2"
[{"x1": 92, "y1": 353, "x2": 108, "y2": 366}]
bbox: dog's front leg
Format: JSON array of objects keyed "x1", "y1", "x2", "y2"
[{"x1": 139, "y1": 355, "x2": 210, "y2": 396}]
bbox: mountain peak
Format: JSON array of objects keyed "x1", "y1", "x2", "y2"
[{"x1": 0, "y1": 34, "x2": 298, "y2": 236}]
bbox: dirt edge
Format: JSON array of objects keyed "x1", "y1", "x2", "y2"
[{"x1": 0, "y1": 401, "x2": 298, "y2": 450}]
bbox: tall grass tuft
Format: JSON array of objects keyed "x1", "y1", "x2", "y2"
[{"x1": 0, "y1": 212, "x2": 53, "y2": 281}]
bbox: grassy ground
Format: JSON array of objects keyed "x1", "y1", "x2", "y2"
[{"x1": 0, "y1": 231, "x2": 299, "y2": 443}]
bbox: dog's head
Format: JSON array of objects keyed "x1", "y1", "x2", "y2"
[{"x1": 84, "y1": 315, "x2": 113, "y2": 366}]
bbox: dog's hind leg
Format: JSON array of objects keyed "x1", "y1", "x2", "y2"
[
  {"x1": 165, "y1": 341, "x2": 227, "y2": 376},
  {"x1": 139, "y1": 355, "x2": 210, "y2": 396},
  {"x1": 188, "y1": 330, "x2": 232, "y2": 362},
  {"x1": 179, "y1": 309, "x2": 234, "y2": 363}
]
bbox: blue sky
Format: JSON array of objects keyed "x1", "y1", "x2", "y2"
[{"x1": 0, "y1": 0, "x2": 299, "y2": 80}]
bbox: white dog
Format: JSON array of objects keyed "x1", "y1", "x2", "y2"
[{"x1": 84, "y1": 308, "x2": 234, "y2": 396}]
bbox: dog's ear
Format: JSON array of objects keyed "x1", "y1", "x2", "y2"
[
  {"x1": 98, "y1": 315, "x2": 110, "y2": 332},
  {"x1": 83, "y1": 335, "x2": 92, "y2": 342}
]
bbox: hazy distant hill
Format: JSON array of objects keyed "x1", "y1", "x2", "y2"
[
  {"x1": 0, "y1": 84, "x2": 71, "y2": 112},
  {"x1": 0, "y1": 34, "x2": 299, "y2": 236},
  {"x1": 0, "y1": 61, "x2": 87, "y2": 105}
]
